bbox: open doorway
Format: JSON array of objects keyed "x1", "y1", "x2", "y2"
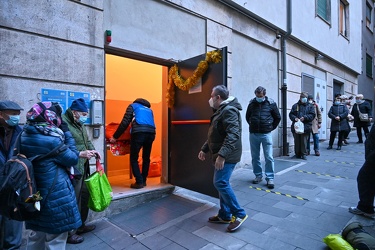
[{"x1": 105, "y1": 54, "x2": 169, "y2": 196}]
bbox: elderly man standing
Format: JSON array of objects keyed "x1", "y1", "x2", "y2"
[
  {"x1": 245, "y1": 86, "x2": 281, "y2": 189},
  {"x1": 289, "y1": 92, "x2": 315, "y2": 160},
  {"x1": 351, "y1": 94, "x2": 373, "y2": 143},
  {"x1": 62, "y1": 98, "x2": 100, "y2": 244},
  {"x1": 0, "y1": 101, "x2": 24, "y2": 250},
  {"x1": 198, "y1": 85, "x2": 248, "y2": 232}
]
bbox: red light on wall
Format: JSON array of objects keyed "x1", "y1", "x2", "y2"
[{"x1": 106, "y1": 30, "x2": 112, "y2": 43}]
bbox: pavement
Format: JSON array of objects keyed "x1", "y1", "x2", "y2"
[{"x1": 21, "y1": 133, "x2": 375, "y2": 250}]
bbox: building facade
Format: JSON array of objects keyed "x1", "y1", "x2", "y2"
[{"x1": 0, "y1": 0, "x2": 362, "y2": 198}]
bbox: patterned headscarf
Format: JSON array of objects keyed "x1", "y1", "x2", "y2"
[{"x1": 26, "y1": 102, "x2": 64, "y2": 139}]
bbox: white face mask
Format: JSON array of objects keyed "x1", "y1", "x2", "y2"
[
  {"x1": 208, "y1": 98, "x2": 214, "y2": 108},
  {"x1": 308, "y1": 100, "x2": 313, "y2": 104}
]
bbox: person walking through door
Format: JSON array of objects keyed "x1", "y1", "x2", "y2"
[
  {"x1": 109, "y1": 98, "x2": 156, "y2": 189},
  {"x1": 62, "y1": 98, "x2": 101, "y2": 244},
  {"x1": 327, "y1": 96, "x2": 349, "y2": 150},
  {"x1": 351, "y1": 94, "x2": 373, "y2": 143},
  {"x1": 289, "y1": 92, "x2": 315, "y2": 160},
  {"x1": 306, "y1": 94, "x2": 322, "y2": 156},
  {"x1": 0, "y1": 101, "x2": 24, "y2": 250},
  {"x1": 349, "y1": 122, "x2": 375, "y2": 219},
  {"x1": 198, "y1": 85, "x2": 248, "y2": 232},
  {"x1": 245, "y1": 86, "x2": 281, "y2": 189}
]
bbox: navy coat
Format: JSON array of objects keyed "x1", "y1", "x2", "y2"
[
  {"x1": 20, "y1": 125, "x2": 81, "y2": 234},
  {"x1": 328, "y1": 103, "x2": 349, "y2": 132},
  {"x1": 289, "y1": 101, "x2": 315, "y2": 134}
]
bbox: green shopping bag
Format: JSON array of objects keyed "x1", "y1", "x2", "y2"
[{"x1": 85, "y1": 159, "x2": 113, "y2": 212}]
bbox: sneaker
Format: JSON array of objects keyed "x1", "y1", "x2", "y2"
[
  {"x1": 315, "y1": 150, "x2": 320, "y2": 156},
  {"x1": 252, "y1": 176, "x2": 263, "y2": 184},
  {"x1": 301, "y1": 155, "x2": 307, "y2": 160},
  {"x1": 227, "y1": 215, "x2": 248, "y2": 232},
  {"x1": 208, "y1": 215, "x2": 231, "y2": 224},
  {"x1": 267, "y1": 179, "x2": 274, "y2": 189},
  {"x1": 349, "y1": 207, "x2": 375, "y2": 219},
  {"x1": 130, "y1": 183, "x2": 144, "y2": 189}
]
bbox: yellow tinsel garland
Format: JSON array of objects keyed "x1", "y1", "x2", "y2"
[{"x1": 167, "y1": 50, "x2": 222, "y2": 108}]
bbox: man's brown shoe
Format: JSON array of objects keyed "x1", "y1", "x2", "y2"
[
  {"x1": 67, "y1": 234, "x2": 84, "y2": 244},
  {"x1": 77, "y1": 224, "x2": 96, "y2": 235},
  {"x1": 315, "y1": 150, "x2": 320, "y2": 156}
]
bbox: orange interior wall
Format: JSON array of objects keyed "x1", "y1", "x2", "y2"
[{"x1": 105, "y1": 54, "x2": 163, "y2": 176}]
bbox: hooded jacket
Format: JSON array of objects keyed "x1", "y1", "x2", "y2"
[
  {"x1": 20, "y1": 126, "x2": 81, "y2": 234},
  {"x1": 62, "y1": 108, "x2": 95, "y2": 173},
  {"x1": 201, "y1": 96, "x2": 242, "y2": 164},
  {"x1": 113, "y1": 98, "x2": 156, "y2": 139}
]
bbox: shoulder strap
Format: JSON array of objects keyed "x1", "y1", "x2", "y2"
[{"x1": 356, "y1": 104, "x2": 362, "y2": 115}]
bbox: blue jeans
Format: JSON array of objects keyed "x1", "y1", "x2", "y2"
[
  {"x1": 307, "y1": 132, "x2": 320, "y2": 151},
  {"x1": 250, "y1": 132, "x2": 274, "y2": 180},
  {"x1": 0, "y1": 215, "x2": 23, "y2": 250},
  {"x1": 214, "y1": 163, "x2": 246, "y2": 220}
]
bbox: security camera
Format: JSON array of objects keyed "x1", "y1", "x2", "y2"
[{"x1": 276, "y1": 31, "x2": 281, "y2": 39}]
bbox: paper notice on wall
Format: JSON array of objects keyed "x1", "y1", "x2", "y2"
[{"x1": 188, "y1": 78, "x2": 202, "y2": 94}]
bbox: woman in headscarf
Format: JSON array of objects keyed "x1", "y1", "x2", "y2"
[
  {"x1": 351, "y1": 94, "x2": 373, "y2": 143},
  {"x1": 19, "y1": 101, "x2": 81, "y2": 249}
]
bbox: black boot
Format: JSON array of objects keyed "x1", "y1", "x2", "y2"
[
  {"x1": 327, "y1": 145, "x2": 332, "y2": 149},
  {"x1": 336, "y1": 146, "x2": 341, "y2": 150}
]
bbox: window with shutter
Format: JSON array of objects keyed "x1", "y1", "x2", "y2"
[{"x1": 316, "y1": 0, "x2": 331, "y2": 23}]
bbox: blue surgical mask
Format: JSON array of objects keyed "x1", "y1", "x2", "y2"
[
  {"x1": 5, "y1": 115, "x2": 20, "y2": 126},
  {"x1": 301, "y1": 98, "x2": 307, "y2": 103},
  {"x1": 356, "y1": 100, "x2": 361, "y2": 104},
  {"x1": 256, "y1": 97, "x2": 265, "y2": 103},
  {"x1": 334, "y1": 101, "x2": 341, "y2": 105},
  {"x1": 79, "y1": 115, "x2": 88, "y2": 124}
]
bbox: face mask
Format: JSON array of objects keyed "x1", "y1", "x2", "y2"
[
  {"x1": 356, "y1": 100, "x2": 361, "y2": 104},
  {"x1": 335, "y1": 101, "x2": 341, "y2": 105},
  {"x1": 256, "y1": 97, "x2": 265, "y2": 103},
  {"x1": 5, "y1": 115, "x2": 20, "y2": 126},
  {"x1": 79, "y1": 115, "x2": 88, "y2": 124},
  {"x1": 208, "y1": 98, "x2": 214, "y2": 108},
  {"x1": 308, "y1": 100, "x2": 313, "y2": 104},
  {"x1": 301, "y1": 98, "x2": 307, "y2": 103}
]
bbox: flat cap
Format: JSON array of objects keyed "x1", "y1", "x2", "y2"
[{"x1": 0, "y1": 100, "x2": 23, "y2": 111}]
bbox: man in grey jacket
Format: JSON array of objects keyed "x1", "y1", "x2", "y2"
[{"x1": 198, "y1": 85, "x2": 248, "y2": 232}]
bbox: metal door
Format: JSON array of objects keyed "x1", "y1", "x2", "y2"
[{"x1": 169, "y1": 47, "x2": 227, "y2": 198}]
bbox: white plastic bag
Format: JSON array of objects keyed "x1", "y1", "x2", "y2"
[{"x1": 294, "y1": 120, "x2": 304, "y2": 134}]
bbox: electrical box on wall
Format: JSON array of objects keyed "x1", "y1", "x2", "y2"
[{"x1": 91, "y1": 100, "x2": 104, "y2": 126}]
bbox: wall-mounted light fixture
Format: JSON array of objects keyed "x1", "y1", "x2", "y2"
[{"x1": 315, "y1": 53, "x2": 324, "y2": 61}]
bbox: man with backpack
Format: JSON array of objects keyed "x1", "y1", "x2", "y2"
[{"x1": 0, "y1": 101, "x2": 24, "y2": 250}]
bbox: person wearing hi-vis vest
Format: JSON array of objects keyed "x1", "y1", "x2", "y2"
[{"x1": 109, "y1": 98, "x2": 156, "y2": 189}]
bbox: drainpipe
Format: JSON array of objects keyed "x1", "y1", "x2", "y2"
[{"x1": 282, "y1": 0, "x2": 292, "y2": 156}]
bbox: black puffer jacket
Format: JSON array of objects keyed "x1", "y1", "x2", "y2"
[
  {"x1": 201, "y1": 96, "x2": 242, "y2": 164},
  {"x1": 328, "y1": 103, "x2": 349, "y2": 132},
  {"x1": 245, "y1": 97, "x2": 281, "y2": 133},
  {"x1": 289, "y1": 101, "x2": 315, "y2": 133}
]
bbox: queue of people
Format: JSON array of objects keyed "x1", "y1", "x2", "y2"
[{"x1": 1, "y1": 89, "x2": 374, "y2": 248}]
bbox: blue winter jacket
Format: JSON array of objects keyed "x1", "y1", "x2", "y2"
[{"x1": 20, "y1": 124, "x2": 81, "y2": 234}]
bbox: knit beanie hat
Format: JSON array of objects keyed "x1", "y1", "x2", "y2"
[
  {"x1": 300, "y1": 92, "x2": 308, "y2": 98},
  {"x1": 307, "y1": 94, "x2": 314, "y2": 100},
  {"x1": 70, "y1": 98, "x2": 88, "y2": 112}
]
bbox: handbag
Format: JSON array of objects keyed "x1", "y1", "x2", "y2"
[
  {"x1": 294, "y1": 119, "x2": 304, "y2": 134},
  {"x1": 357, "y1": 105, "x2": 370, "y2": 122},
  {"x1": 84, "y1": 159, "x2": 113, "y2": 212}
]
